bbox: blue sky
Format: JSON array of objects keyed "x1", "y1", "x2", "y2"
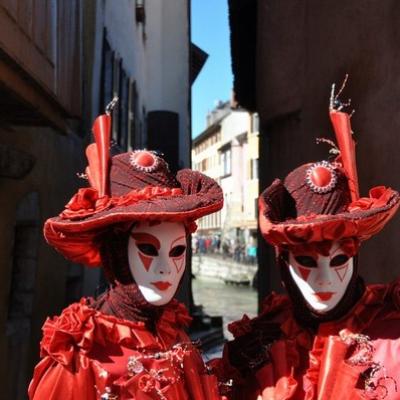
[{"x1": 191, "y1": 0, "x2": 233, "y2": 138}]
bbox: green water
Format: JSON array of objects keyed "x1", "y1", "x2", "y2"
[{"x1": 192, "y1": 276, "x2": 258, "y2": 339}]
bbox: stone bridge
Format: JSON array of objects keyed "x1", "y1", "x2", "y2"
[{"x1": 192, "y1": 254, "x2": 257, "y2": 285}]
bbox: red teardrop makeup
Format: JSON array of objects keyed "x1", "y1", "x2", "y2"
[
  {"x1": 128, "y1": 222, "x2": 187, "y2": 306},
  {"x1": 286, "y1": 240, "x2": 355, "y2": 313},
  {"x1": 130, "y1": 233, "x2": 161, "y2": 271}
]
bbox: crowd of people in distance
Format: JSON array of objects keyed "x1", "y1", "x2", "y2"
[{"x1": 192, "y1": 235, "x2": 257, "y2": 265}]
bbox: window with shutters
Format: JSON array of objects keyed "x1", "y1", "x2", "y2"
[
  {"x1": 119, "y1": 69, "x2": 129, "y2": 150},
  {"x1": 101, "y1": 35, "x2": 114, "y2": 112},
  {"x1": 112, "y1": 56, "x2": 121, "y2": 143},
  {"x1": 128, "y1": 80, "x2": 138, "y2": 150}
]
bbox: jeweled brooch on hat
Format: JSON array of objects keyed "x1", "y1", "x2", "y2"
[
  {"x1": 305, "y1": 161, "x2": 337, "y2": 194},
  {"x1": 129, "y1": 150, "x2": 159, "y2": 172}
]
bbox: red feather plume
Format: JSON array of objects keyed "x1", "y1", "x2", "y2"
[
  {"x1": 329, "y1": 78, "x2": 359, "y2": 202},
  {"x1": 86, "y1": 114, "x2": 111, "y2": 197}
]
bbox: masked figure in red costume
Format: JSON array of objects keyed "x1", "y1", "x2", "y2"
[
  {"x1": 29, "y1": 105, "x2": 224, "y2": 400},
  {"x1": 214, "y1": 83, "x2": 400, "y2": 399}
]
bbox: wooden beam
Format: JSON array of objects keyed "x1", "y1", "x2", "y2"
[{"x1": 0, "y1": 57, "x2": 69, "y2": 133}]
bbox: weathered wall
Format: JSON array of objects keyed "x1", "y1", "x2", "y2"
[
  {"x1": 254, "y1": 1, "x2": 400, "y2": 303},
  {"x1": 0, "y1": 126, "x2": 85, "y2": 399}
]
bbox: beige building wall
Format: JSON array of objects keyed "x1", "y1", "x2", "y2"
[
  {"x1": 192, "y1": 128, "x2": 223, "y2": 232},
  {"x1": 244, "y1": 118, "x2": 260, "y2": 225},
  {"x1": 192, "y1": 133, "x2": 222, "y2": 179},
  {"x1": 192, "y1": 107, "x2": 259, "y2": 242}
]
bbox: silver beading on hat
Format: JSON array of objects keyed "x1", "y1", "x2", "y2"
[{"x1": 129, "y1": 149, "x2": 160, "y2": 172}]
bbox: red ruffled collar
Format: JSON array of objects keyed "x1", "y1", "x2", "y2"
[
  {"x1": 40, "y1": 298, "x2": 191, "y2": 366},
  {"x1": 229, "y1": 282, "x2": 399, "y2": 348},
  {"x1": 241, "y1": 283, "x2": 392, "y2": 341}
]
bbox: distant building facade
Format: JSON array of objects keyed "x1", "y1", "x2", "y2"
[
  {"x1": 0, "y1": 1, "x2": 198, "y2": 398},
  {"x1": 192, "y1": 101, "x2": 259, "y2": 253}
]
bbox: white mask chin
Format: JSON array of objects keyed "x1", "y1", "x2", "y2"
[
  {"x1": 287, "y1": 241, "x2": 354, "y2": 313},
  {"x1": 128, "y1": 221, "x2": 187, "y2": 306}
]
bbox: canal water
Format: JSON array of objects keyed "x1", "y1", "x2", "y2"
[{"x1": 192, "y1": 276, "x2": 258, "y2": 340}]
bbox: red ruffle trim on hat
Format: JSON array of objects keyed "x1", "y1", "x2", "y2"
[
  {"x1": 60, "y1": 186, "x2": 183, "y2": 221},
  {"x1": 260, "y1": 186, "x2": 399, "y2": 246},
  {"x1": 347, "y1": 186, "x2": 394, "y2": 212},
  {"x1": 44, "y1": 169, "x2": 223, "y2": 266}
]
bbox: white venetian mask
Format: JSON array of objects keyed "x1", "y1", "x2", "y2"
[
  {"x1": 287, "y1": 241, "x2": 354, "y2": 313},
  {"x1": 128, "y1": 221, "x2": 187, "y2": 305}
]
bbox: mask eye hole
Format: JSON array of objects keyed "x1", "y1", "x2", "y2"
[
  {"x1": 137, "y1": 243, "x2": 158, "y2": 256},
  {"x1": 169, "y1": 245, "x2": 186, "y2": 258},
  {"x1": 294, "y1": 255, "x2": 317, "y2": 268},
  {"x1": 330, "y1": 254, "x2": 349, "y2": 267}
]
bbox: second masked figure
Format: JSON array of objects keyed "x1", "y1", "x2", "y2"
[{"x1": 214, "y1": 88, "x2": 400, "y2": 400}]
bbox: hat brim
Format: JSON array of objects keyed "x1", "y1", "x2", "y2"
[
  {"x1": 259, "y1": 179, "x2": 400, "y2": 246},
  {"x1": 44, "y1": 169, "x2": 223, "y2": 266}
]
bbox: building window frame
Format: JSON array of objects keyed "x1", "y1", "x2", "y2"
[{"x1": 220, "y1": 147, "x2": 232, "y2": 177}]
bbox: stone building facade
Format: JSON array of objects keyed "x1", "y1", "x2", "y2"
[
  {"x1": 0, "y1": 1, "x2": 195, "y2": 398},
  {"x1": 192, "y1": 101, "x2": 259, "y2": 249},
  {"x1": 229, "y1": 0, "x2": 400, "y2": 306}
]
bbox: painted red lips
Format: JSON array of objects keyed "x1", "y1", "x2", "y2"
[
  {"x1": 151, "y1": 281, "x2": 172, "y2": 291},
  {"x1": 313, "y1": 292, "x2": 336, "y2": 301}
]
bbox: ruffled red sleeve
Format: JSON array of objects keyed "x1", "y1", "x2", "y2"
[
  {"x1": 28, "y1": 355, "x2": 99, "y2": 400},
  {"x1": 38, "y1": 298, "x2": 192, "y2": 364},
  {"x1": 29, "y1": 299, "x2": 149, "y2": 399}
]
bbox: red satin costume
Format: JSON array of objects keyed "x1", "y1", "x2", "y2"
[
  {"x1": 29, "y1": 299, "x2": 221, "y2": 399},
  {"x1": 217, "y1": 282, "x2": 400, "y2": 399}
]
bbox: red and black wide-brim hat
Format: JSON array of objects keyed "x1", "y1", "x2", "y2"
[
  {"x1": 259, "y1": 86, "x2": 400, "y2": 247},
  {"x1": 44, "y1": 114, "x2": 223, "y2": 267},
  {"x1": 259, "y1": 164, "x2": 399, "y2": 246}
]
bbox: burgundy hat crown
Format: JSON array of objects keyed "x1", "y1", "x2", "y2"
[
  {"x1": 282, "y1": 161, "x2": 351, "y2": 220},
  {"x1": 108, "y1": 150, "x2": 179, "y2": 198}
]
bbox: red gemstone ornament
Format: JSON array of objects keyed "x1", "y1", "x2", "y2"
[
  {"x1": 311, "y1": 167, "x2": 332, "y2": 187},
  {"x1": 130, "y1": 150, "x2": 159, "y2": 172},
  {"x1": 306, "y1": 161, "x2": 337, "y2": 194}
]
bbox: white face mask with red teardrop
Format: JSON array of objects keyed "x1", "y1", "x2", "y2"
[
  {"x1": 128, "y1": 221, "x2": 187, "y2": 306},
  {"x1": 287, "y1": 241, "x2": 354, "y2": 313}
]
